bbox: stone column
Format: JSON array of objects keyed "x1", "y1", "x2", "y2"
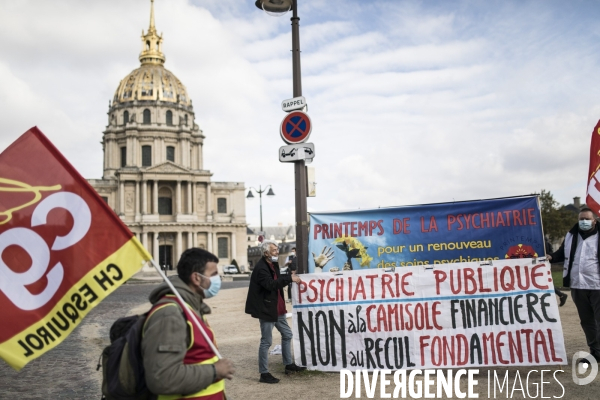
[
  {"x1": 190, "y1": 144, "x2": 195, "y2": 170},
  {"x1": 231, "y1": 231, "x2": 236, "y2": 260},
  {"x1": 206, "y1": 183, "x2": 212, "y2": 220},
  {"x1": 126, "y1": 137, "x2": 132, "y2": 166},
  {"x1": 198, "y1": 143, "x2": 203, "y2": 170},
  {"x1": 112, "y1": 140, "x2": 119, "y2": 169},
  {"x1": 119, "y1": 180, "x2": 125, "y2": 214},
  {"x1": 154, "y1": 138, "x2": 160, "y2": 165},
  {"x1": 141, "y1": 232, "x2": 147, "y2": 248},
  {"x1": 132, "y1": 137, "x2": 138, "y2": 167},
  {"x1": 176, "y1": 231, "x2": 182, "y2": 258},
  {"x1": 135, "y1": 181, "x2": 140, "y2": 218},
  {"x1": 185, "y1": 140, "x2": 190, "y2": 167},
  {"x1": 176, "y1": 181, "x2": 182, "y2": 214},
  {"x1": 142, "y1": 181, "x2": 147, "y2": 214},
  {"x1": 153, "y1": 233, "x2": 159, "y2": 263},
  {"x1": 207, "y1": 230, "x2": 213, "y2": 253},
  {"x1": 153, "y1": 180, "x2": 159, "y2": 215},
  {"x1": 187, "y1": 231, "x2": 193, "y2": 248},
  {"x1": 103, "y1": 140, "x2": 108, "y2": 170},
  {"x1": 191, "y1": 182, "x2": 196, "y2": 214},
  {"x1": 187, "y1": 182, "x2": 192, "y2": 214}
]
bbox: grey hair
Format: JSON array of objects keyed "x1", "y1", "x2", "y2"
[{"x1": 260, "y1": 240, "x2": 278, "y2": 254}]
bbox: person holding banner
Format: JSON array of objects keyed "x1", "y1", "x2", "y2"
[
  {"x1": 245, "y1": 241, "x2": 305, "y2": 383},
  {"x1": 548, "y1": 208, "x2": 600, "y2": 364},
  {"x1": 142, "y1": 248, "x2": 235, "y2": 398}
]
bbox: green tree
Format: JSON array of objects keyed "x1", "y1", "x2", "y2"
[
  {"x1": 231, "y1": 259, "x2": 240, "y2": 273},
  {"x1": 537, "y1": 190, "x2": 578, "y2": 243}
]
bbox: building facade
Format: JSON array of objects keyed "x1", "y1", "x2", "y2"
[
  {"x1": 88, "y1": 1, "x2": 247, "y2": 271},
  {"x1": 246, "y1": 226, "x2": 296, "y2": 271},
  {"x1": 246, "y1": 225, "x2": 296, "y2": 247}
]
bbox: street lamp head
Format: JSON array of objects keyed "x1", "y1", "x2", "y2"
[
  {"x1": 246, "y1": 190, "x2": 255, "y2": 199},
  {"x1": 266, "y1": 188, "x2": 275, "y2": 196},
  {"x1": 254, "y1": 0, "x2": 291, "y2": 15}
]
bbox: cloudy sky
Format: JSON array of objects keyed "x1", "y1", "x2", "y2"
[{"x1": 1, "y1": 0, "x2": 599, "y2": 227}]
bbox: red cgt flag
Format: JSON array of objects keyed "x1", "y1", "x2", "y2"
[
  {"x1": 587, "y1": 120, "x2": 600, "y2": 214},
  {"x1": 0, "y1": 127, "x2": 151, "y2": 370}
]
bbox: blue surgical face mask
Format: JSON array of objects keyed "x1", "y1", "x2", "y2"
[
  {"x1": 579, "y1": 220, "x2": 593, "y2": 231},
  {"x1": 200, "y1": 274, "x2": 221, "y2": 298},
  {"x1": 271, "y1": 256, "x2": 279, "y2": 262}
]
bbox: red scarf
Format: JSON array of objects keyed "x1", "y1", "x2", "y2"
[{"x1": 266, "y1": 259, "x2": 287, "y2": 316}]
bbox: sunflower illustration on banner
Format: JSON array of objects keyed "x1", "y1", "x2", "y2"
[{"x1": 333, "y1": 236, "x2": 373, "y2": 268}]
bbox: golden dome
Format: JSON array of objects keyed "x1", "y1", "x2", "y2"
[
  {"x1": 112, "y1": 0, "x2": 191, "y2": 106},
  {"x1": 113, "y1": 64, "x2": 190, "y2": 106}
]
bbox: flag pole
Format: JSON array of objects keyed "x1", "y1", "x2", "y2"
[{"x1": 148, "y1": 258, "x2": 222, "y2": 359}]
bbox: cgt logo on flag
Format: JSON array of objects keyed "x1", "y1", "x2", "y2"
[
  {"x1": 0, "y1": 190, "x2": 89, "y2": 310},
  {"x1": 0, "y1": 127, "x2": 151, "y2": 370}
]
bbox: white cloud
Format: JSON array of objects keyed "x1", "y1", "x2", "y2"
[{"x1": 1, "y1": 0, "x2": 600, "y2": 228}]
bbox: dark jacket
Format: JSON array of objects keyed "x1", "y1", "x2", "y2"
[
  {"x1": 245, "y1": 256, "x2": 292, "y2": 322},
  {"x1": 288, "y1": 255, "x2": 297, "y2": 272},
  {"x1": 550, "y1": 223, "x2": 600, "y2": 287}
]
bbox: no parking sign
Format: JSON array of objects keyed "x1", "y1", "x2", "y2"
[{"x1": 280, "y1": 111, "x2": 312, "y2": 144}]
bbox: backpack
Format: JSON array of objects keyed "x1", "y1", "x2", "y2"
[{"x1": 99, "y1": 300, "x2": 185, "y2": 400}]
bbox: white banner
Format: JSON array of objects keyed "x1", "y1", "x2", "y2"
[{"x1": 292, "y1": 259, "x2": 567, "y2": 371}]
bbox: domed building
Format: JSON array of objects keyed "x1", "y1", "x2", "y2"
[{"x1": 88, "y1": 0, "x2": 247, "y2": 271}]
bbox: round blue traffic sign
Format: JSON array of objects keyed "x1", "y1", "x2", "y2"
[{"x1": 280, "y1": 111, "x2": 312, "y2": 144}]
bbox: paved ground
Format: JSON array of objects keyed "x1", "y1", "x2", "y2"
[
  {"x1": 0, "y1": 283, "x2": 151, "y2": 399},
  {"x1": 1, "y1": 279, "x2": 599, "y2": 399},
  {"x1": 0, "y1": 277, "x2": 251, "y2": 400}
]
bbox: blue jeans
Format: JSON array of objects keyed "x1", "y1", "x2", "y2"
[{"x1": 259, "y1": 315, "x2": 293, "y2": 374}]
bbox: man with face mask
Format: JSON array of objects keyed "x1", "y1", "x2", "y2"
[
  {"x1": 141, "y1": 248, "x2": 235, "y2": 398},
  {"x1": 245, "y1": 240, "x2": 305, "y2": 383},
  {"x1": 549, "y1": 208, "x2": 600, "y2": 364}
]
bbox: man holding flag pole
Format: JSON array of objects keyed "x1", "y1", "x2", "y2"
[
  {"x1": 142, "y1": 248, "x2": 235, "y2": 398},
  {"x1": 0, "y1": 127, "x2": 233, "y2": 398},
  {"x1": 548, "y1": 119, "x2": 600, "y2": 366}
]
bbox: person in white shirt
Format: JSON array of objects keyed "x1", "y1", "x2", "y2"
[{"x1": 548, "y1": 208, "x2": 600, "y2": 364}]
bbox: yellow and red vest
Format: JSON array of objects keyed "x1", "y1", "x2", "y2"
[{"x1": 146, "y1": 294, "x2": 225, "y2": 400}]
